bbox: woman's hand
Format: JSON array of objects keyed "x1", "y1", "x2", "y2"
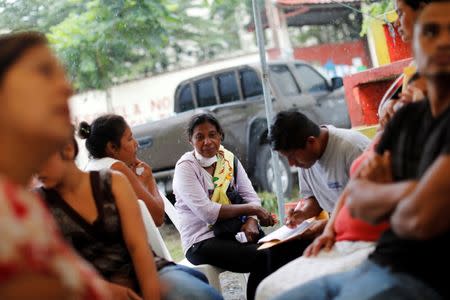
[
  {"x1": 379, "y1": 99, "x2": 396, "y2": 129},
  {"x1": 241, "y1": 218, "x2": 260, "y2": 243},
  {"x1": 303, "y1": 228, "x2": 335, "y2": 257},
  {"x1": 249, "y1": 204, "x2": 275, "y2": 227},
  {"x1": 132, "y1": 160, "x2": 153, "y2": 186}
]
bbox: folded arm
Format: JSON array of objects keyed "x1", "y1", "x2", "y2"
[
  {"x1": 347, "y1": 179, "x2": 417, "y2": 224},
  {"x1": 391, "y1": 155, "x2": 450, "y2": 239}
]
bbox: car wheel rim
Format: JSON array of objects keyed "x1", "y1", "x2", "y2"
[{"x1": 266, "y1": 159, "x2": 289, "y2": 194}]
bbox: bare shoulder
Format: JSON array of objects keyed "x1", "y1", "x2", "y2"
[
  {"x1": 110, "y1": 170, "x2": 131, "y2": 187},
  {"x1": 110, "y1": 161, "x2": 130, "y2": 173}
]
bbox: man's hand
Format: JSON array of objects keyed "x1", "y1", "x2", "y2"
[
  {"x1": 241, "y1": 218, "x2": 260, "y2": 243},
  {"x1": 358, "y1": 151, "x2": 393, "y2": 183},
  {"x1": 303, "y1": 229, "x2": 335, "y2": 257},
  {"x1": 285, "y1": 208, "x2": 307, "y2": 228}
]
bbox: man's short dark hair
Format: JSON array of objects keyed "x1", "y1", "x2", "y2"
[{"x1": 269, "y1": 111, "x2": 320, "y2": 151}]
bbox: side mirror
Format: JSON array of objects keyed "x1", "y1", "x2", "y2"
[{"x1": 330, "y1": 77, "x2": 343, "y2": 90}]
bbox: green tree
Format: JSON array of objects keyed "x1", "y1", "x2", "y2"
[
  {"x1": 0, "y1": 0, "x2": 254, "y2": 91},
  {"x1": 48, "y1": 0, "x2": 169, "y2": 90},
  {"x1": 361, "y1": 0, "x2": 394, "y2": 36},
  {"x1": 0, "y1": 0, "x2": 84, "y2": 32}
]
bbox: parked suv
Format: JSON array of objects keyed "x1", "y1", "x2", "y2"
[{"x1": 133, "y1": 60, "x2": 351, "y2": 197}]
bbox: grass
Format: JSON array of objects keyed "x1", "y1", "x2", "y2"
[
  {"x1": 259, "y1": 188, "x2": 300, "y2": 215},
  {"x1": 159, "y1": 223, "x2": 185, "y2": 262},
  {"x1": 159, "y1": 190, "x2": 300, "y2": 262}
]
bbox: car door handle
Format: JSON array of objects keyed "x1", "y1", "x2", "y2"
[{"x1": 137, "y1": 136, "x2": 153, "y2": 149}]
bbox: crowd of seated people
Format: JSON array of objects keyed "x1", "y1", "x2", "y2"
[
  {"x1": 1, "y1": 0, "x2": 448, "y2": 298},
  {"x1": 255, "y1": 0, "x2": 433, "y2": 295}
]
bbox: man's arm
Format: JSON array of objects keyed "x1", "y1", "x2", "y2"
[
  {"x1": 347, "y1": 179, "x2": 417, "y2": 224},
  {"x1": 391, "y1": 155, "x2": 450, "y2": 239},
  {"x1": 347, "y1": 150, "x2": 417, "y2": 224}
]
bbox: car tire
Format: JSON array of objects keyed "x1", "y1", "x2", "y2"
[{"x1": 255, "y1": 144, "x2": 293, "y2": 197}]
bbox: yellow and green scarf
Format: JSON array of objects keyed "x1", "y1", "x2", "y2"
[{"x1": 210, "y1": 146, "x2": 234, "y2": 205}]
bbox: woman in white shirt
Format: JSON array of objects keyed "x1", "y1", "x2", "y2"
[{"x1": 80, "y1": 114, "x2": 164, "y2": 225}]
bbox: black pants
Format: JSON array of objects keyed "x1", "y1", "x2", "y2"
[{"x1": 186, "y1": 237, "x2": 312, "y2": 300}]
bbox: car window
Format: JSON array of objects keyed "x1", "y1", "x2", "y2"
[
  {"x1": 177, "y1": 84, "x2": 195, "y2": 113},
  {"x1": 240, "y1": 68, "x2": 263, "y2": 98},
  {"x1": 269, "y1": 64, "x2": 300, "y2": 96},
  {"x1": 195, "y1": 77, "x2": 217, "y2": 107},
  {"x1": 217, "y1": 71, "x2": 240, "y2": 103},
  {"x1": 294, "y1": 64, "x2": 329, "y2": 93}
]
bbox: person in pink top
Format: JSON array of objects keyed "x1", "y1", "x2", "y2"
[{"x1": 0, "y1": 32, "x2": 110, "y2": 299}]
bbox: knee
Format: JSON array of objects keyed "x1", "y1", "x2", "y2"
[{"x1": 254, "y1": 277, "x2": 272, "y2": 300}]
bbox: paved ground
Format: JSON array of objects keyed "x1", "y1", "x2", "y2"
[{"x1": 220, "y1": 271, "x2": 247, "y2": 300}]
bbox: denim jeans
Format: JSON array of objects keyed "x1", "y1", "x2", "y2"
[
  {"x1": 274, "y1": 260, "x2": 442, "y2": 300},
  {"x1": 158, "y1": 264, "x2": 223, "y2": 300}
]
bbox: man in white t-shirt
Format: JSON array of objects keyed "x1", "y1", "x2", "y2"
[{"x1": 268, "y1": 111, "x2": 370, "y2": 235}]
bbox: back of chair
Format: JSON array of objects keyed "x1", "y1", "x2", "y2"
[
  {"x1": 137, "y1": 200, "x2": 173, "y2": 261},
  {"x1": 159, "y1": 191, "x2": 181, "y2": 231}
]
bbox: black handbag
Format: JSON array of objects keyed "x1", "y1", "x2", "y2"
[{"x1": 212, "y1": 157, "x2": 264, "y2": 241}]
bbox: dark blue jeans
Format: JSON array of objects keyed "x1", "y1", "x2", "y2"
[
  {"x1": 159, "y1": 264, "x2": 223, "y2": 300},
  {"x1": 274, "y1": 260, "x2": 442, "y2": 300}
]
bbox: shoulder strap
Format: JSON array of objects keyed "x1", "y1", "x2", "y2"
[
  {"x1": 233, "y1": 156, "x2": 238, "y2": 181},
  {"x1": 90, "y1": 171, "x2": 102, "y2": 202},
  {"x1": 90, "y1": 170, "x2": 114, "y2": 221}
]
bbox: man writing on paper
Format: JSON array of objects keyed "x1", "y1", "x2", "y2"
[{"x1": 268, "y1": 111, "x2": 370, "y2": 237}]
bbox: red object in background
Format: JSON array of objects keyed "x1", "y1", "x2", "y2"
[
  {"x1": 384, "y1": 24, "x2": 412, "y2": 62},
  {"x1": 343, "y1": 58, "x2": 413, "y2": 126},
  {"x1": 268, "y1": 40, "x2": 371, "y2": 67}
]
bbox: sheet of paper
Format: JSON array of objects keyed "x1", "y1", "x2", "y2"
[{"x1": 258, "y1": 220, "x2": 313, "y2": 243}]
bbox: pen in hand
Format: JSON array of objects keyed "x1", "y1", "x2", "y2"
[{"x1": 285, "y1": 209, "x2": 303, "y2": 228}]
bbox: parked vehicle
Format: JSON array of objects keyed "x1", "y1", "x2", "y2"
[{"x1": 133, "y1": 59, "x2": 351, "y2": 198}]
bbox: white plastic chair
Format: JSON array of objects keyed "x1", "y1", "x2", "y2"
[{"x1": 137, "y1": 200, "x2": 172, "y2": 260}]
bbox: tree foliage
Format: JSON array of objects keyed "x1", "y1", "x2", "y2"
[
  {"x1": 48, "y1": 0, "x2": 169, "y2": 90},
  {"x1": 0, "y1": 0, "x2": 249, "y2": 91},
  {"x1": 361, "y1": 0, "x2": 394, "y2": 36}
]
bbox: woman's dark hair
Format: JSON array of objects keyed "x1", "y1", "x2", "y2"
[
  {"x1": 0, "y1": 31, "x2": 48, "y2": 83},
  {"x1": 269, "y1": 110, "x2": 320, "y2": 151},
  {"x1": 78, "y1": 114, "x2": 128, "y2": 159},
  {"x1": 187, "y1": 113, "x2": 225, "y2": 141}
]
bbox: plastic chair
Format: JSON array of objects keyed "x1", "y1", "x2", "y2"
[{"x1": 137, "y1": 200, "x2": 172, "y2": 260}]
